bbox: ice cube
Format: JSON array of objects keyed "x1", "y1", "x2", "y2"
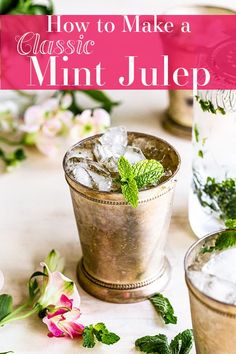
[
  {"x1": 71, "y1": 164, "x2": 93, "y2": 188},
  {"x1": 93, "y1": 127, "x2": 128, "y2": 172},
  {"x1": 124, "y1": 146, "x2": 146, "y2": 165},
  {"x1": 202, "y1": 248, "x2": 236, "y2": 284},
  {"x1": 188, "y1": 270, "x2": 236, "y2": 304},
  {"x1": 99, "y1": 126, "x2": 128, "y2": 153},
  {"x1": 67, "y1": 147, "x2": 94, "y2": 161},
  {"x1": 71, "y1": 160, "x2": 112, "y2": 192}
]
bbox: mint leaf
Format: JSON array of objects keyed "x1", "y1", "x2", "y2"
[
  {"x1": 195, "y1": 95, "x2": 226, "y2": 115},
  {"x1": 149, "y1": 293, "x2": 177, "y2": 325},
  {"x1": 133, "y1": 159, "x2": 164, "y2": 189},
  {"x1": 118, "y1": 156, "x2": 133, "y2": 181},
  {"x1": 215, "y1": 230, "x2": 236, "y2": 251},
  {"x1": 170, "y1": 329, "x2": 193, "y2": 354},
  {"x1": 121, "y1": 179, "x2": 139, "y2": 208},
  {"x1": 135, "y1": 334, "x2": 171, "y2": 354},
  {"x1": 202, "y1": 230, "x2": 236, "y2": 254},
  {"x1": 0, "y1": 351, "x2": 14, "y2": 354},
  {"x1": 83, "y1": 325, "x2": 96, "y2": 348},
  {"x1": 193, "y1": 124, "x2": 199, "y2": 143},
  {"x1": 83, "y1": 323, "x2": 120, "y2": 348},
  {"x1": 0, "y1": 295, "x2": 13, "y2": 322},
  {"x1": 225, "y1": 219, "x2": 236, "y2": 229}
]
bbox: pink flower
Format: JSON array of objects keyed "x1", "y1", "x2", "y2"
[
  {"x1": 71, "y1": 108, "x2": 111, "y2": 141},
  {"x1": 43, "y1": 294, "x2": 84, "y2": 338},
  {"x1": 38, "y1": 264, "x2": 80, "y2": 309}
]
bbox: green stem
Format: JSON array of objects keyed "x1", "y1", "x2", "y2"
[{"x1": 0, "y1": 304, "x2": 39, "y2": 327}]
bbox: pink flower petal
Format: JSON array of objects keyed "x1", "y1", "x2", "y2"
[
  {"x1": 22, "y1": 105, "x2": 44, "y2": 132},
  {"x1": 42, "y1": 118, "x2": 62, "y2": 137},
  {"x1": 43, "y1": 317, "x2": 64, "y2": 338},
  {"x1": 93, "y1": 108, "x2": 111, "y2": 127},
  {"x1": 35, "y1": 134, "x2": 58, "y2": 157},
  {"x1": 59, "y1": 294, "x2": 73, "y2": 309}
]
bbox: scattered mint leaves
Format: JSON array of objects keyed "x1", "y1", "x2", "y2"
[
  {"x1": 83, "y1": 325, "x2": 96, "y2": 348},
  {"x1": 169, "y1": 329, "x2": 194, "y2": 354},
  {"x1": 135, "y1": 330, "x2": 193, "y2": 354},
  {"x1": 117, "y1": 156, "x2": 164, "y2": 208},
  {"x1": 195, "y1": 95, "x2": 226, "y2": 115},
  {"x1": 0, "y1": 295, "x2": 13, "y2": 322},
  {"x1": 83, "y1": 323, "x2": 120, "y2": 348},
  {"x1": 133, "y1": 159, "x2": 164, "y2": 189},
  {"x1": 135, "y1": 334, "x2": 170, "y2": 354},
  {"x1": 149, "y1": 293, "x2": 177, "y2": 325}
]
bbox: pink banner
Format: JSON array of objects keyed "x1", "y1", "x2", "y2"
[{"x1": 0, "y1": 15, "x2": 236, "y2": 90}]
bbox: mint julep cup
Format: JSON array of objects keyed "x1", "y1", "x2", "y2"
[
  {"x1": 185, "y1": 230, "x2": 236, "y2": 354},
  {"x1": 63, "y1": 132, "x2": 180, "y2": 303}
]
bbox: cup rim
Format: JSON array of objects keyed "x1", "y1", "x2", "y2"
[
  {"x1": 184, "y1": 228, "x2": 236, "y2": 309},
  {"x1": 63, "y1": 131, "x2": 181, "y2": 197}
]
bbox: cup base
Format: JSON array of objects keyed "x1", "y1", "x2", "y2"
[{"x1": 77, "y1": 258, "x2": 171, "y2": 303}]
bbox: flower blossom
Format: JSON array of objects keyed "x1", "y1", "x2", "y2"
[
  {"x1": 21, "y1": 95, "x2": 73, "y2": 157},
  {"x1": 43, "y1": 294, "x2": 84, "y2": 338}
]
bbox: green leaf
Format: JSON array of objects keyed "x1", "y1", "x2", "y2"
[
  {"x1": 93, "y1": 323, "x2": 120, "y2": 345},
  {"x1": 83, "y1": 323, "x2": 120, "y2": 348},
  {"x1": 215, "y1": 230, "x2": 236, "y2": 251},
  {"x1": 0, "y1": 295, "x2": 13, "y2": 322},
  {"x1": 0, "y1": 351, "x2": 14, "y2": 354},
  {"x1": 135, "y1": 334, "x2": 171, "y2": 354},
  {"x1": 83, "y1": 325, "x2": 96, "y2": 348},
  {"x1": 0, "y1": 0, "x2": 18, "y2": 14},
  {"x1": 44, "y1": 249, "x2": 65, "y2": 273},
  {"x1": 196, "y1": 96, "x2": 226, "y2": 115},
  {"x1": 133, "y1": 159, "x2": 164, "y2": 189},
  {"x1": 225, "y1": 219, "x2": 236, "y2": 229},
  {"x1": 118, "y1": 156, "x2": 134, "y2": 181},
  {"x1": 193, "y1": 124, "x2": 199, "y2": 143},
  {"x1": 149, "y1": 293, "x2": 177, "y2": 325},
  {"x1": 170, "y1": 329, "x2": 193, "y2": 354},
  {"x1": 80, "y1": 90, "x2": 120, "y2": 113},
  {"x1": 121, "y1": 179, "x2": 139, "y2": 208},
  {"x1": 28, "y1": 271, "x2": 47, "y2": 302}
]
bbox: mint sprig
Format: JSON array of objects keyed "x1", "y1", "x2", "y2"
[
  {"x1": 83, "y1": 323, "x2": 120, "y2": 348},
  {"x1": 133, "y1": 159, "x2": 164, "y2": 189},
  {"x1": 135, "y1": 329, "x2": 193, "y2": 354},
  {"x1": 202, "y1": 230, "x2": 236, "y2": 254},
  {"x1": 118, "y1": 156, "x2": 164, "y2": 208},
  {"x1": 149, "y1": 293, "x2": 177, "y2": 325}
]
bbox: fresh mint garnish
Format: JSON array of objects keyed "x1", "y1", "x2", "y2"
[
  {"x1": 195, "y1": 95, "x2": 226, "y2": 115},
  {"x1": 225, "y1": 219, "x2": 236, "y2": 229},
  {"x1": 135, "y1": 329, "x2": 193, "y2": 354},
  {"x1": 149, "y1": 293, "x2": 177, "y2": 325},
  {"x1": 121, "y1": 179, "x2": 139, "y2": 208},
  {"x1": 83, "y1": 323, "x2": 120, "y2": 348},
  {"x1": 202, "y1": 230, "x2": 236, "y2": 253},
  {"x1": 193, "y1": 124, "x2": 199, "y2": 143},
  {"x1": 133, "y1": 159, "x2": 164, "y2": 189},
  {"x1": 118, "y1": 156, "x2": 164, "y2": 208}
]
